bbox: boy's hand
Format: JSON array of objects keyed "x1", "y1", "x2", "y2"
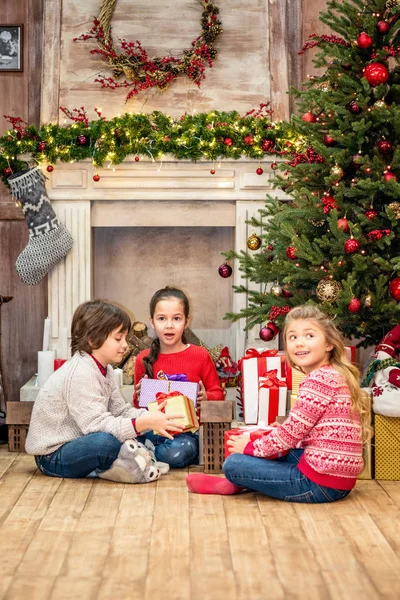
[
  {"x1": 135, "y1": 399, "x2": 185, "y2": 440},
  {"x1": 227, "y1": 434, "x2": 248, "y2": 454}
]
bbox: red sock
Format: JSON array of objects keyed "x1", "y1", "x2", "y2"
[{"x1": 186, "y1": 473, "x2": 243, "y2": 495}]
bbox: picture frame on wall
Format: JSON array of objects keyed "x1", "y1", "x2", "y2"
[{"x1": 0, "y1": 25, "x2": 23, "y2": 72}]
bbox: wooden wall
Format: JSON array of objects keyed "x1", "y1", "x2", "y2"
[{"x1": 0, "y1": 0, "x2": 328, "y2": 402}]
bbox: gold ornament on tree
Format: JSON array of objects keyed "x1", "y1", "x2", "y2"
[
  {"x1": 271, "y1": 283, "x2": 283, "y2": 297},
  {"x1": 388, "y1": 201, "x2": 400, "y2": 219},
  {"x1": 330, "y1": 165, "x2": 344, "y2": 180},
  {"x1": 247, "y1": 232, "x2": 262, "y2": 251},
  {"x1": 364, "y1": 293, "x2": 373, "y2": 308},
  {"x1": 316, "y1": 277, "x2": 342, "y2": 302}
]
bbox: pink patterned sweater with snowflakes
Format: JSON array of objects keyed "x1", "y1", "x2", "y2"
[{"x1": 244, "y1": 364, "x2": 364, "y2": 490}]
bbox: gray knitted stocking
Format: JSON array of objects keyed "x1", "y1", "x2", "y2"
[{"x1": 8, "y1": 167, "x2": 73, "y2": 285}]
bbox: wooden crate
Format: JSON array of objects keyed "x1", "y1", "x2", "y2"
[
  {"x1": 6, "y1": 401, "x2": 34, "y2": 452},
  {"x1": 200, "y1": 401, "x2": 233, "y2": 473}
]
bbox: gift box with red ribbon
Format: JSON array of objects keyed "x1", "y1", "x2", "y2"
[
  {"x1": 139, "y1": 376, "x2": 199, "y2": 408},
  {"x1": 147, "y1": 391, "x2": 199, "y2": 434},
  {"x1": 258, "y1": 369, "x2": 288, "y2": 425},
  {"x1": 223, "y1": 426, "x2": 273, "y2": 458},
  {"x1": 239, "y1": 348, "x2": 287, "y2": 424}
]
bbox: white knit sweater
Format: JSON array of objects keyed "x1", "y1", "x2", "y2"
[{"x1": 25, "y1": 352, "x2": 146, "y2": 455}]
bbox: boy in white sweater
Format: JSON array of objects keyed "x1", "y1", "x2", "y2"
[{"x1": 26, "y1": 300, "x2": 184, "y2": 482}]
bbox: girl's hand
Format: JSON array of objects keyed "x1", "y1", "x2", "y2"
[
  {"x1": 197, "y1": 380, "x2": 208, "y2": 403},
  {"x1": 227, "y1": 434, "x2": 248, "y2": 454},
  {"x1": 135, "y1": 399, "x2": 185, "y2": 441},
  {"x1": 135, "y1": 374, "x2": 148, "y2": 399}
]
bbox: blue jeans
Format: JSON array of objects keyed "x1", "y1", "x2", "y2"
[
  {"x1": 223, "y1": 449, "x2": 352, "y2": 504},
  {"x1": 139, "y1": 431, "x2": 199, "y2": 468},
  {"x1": 35, "y1": 432, "x2": 122, "y2": 478}
]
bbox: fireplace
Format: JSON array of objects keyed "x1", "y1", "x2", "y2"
[{"x1": 46, "y1": 157, "x2": 287, "y2": 359}]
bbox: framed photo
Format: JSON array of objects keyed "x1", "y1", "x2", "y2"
[{"x1": 0, "y1": 25, "x2": 23, "y2": 72}]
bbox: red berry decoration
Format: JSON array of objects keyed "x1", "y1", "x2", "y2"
[
  {"x1": 256, "y1": 167, "x2": 264, "y2": 175},
  {"x1": 389, "y1": 277, "x2": 400, "y2": 301},
  {"x1": 218, "y1": 263, "x2": 232, "y2": 278},
  {"x1": 323, "y1": 135, "x2": 336, "y2": 147},
  {"x1": 135, "y1": 156, "x2": 140, "y2": 162},
  {"x1": 384, "y1": 172, "x2": 397, "y2": 182},
  {"x1": 364, "y1": 63, "x2": 389, "y2": 87},
  {"x1": 93, "y1": 174, "x2": 101, "y2": 182},
  {"x1": 377, "y1": 140, "x2": 392, "y2": 154},
  {"x1": 286, "y1": 246, "x2": 297, "y2": 260},
  {"x1": 244, "y1": 135, "x2": 254, "y2": 145},
  {"x1": 377, "y1": 20, "x2": 390, "y2": 35},
  {"x1": 337, "y1": 217, "x2": 350, "y2": 232},
  {"x1": 344, "y1": 238, "x2": 360, "y2": 254},
  {"x1": 210, "y1": 168, "x2": 216, "y2": 175},
  {"x1": 357, "y1": 32, "x2": 373, "y2": 48},
  {"x1": 46, "y1": 165, "x2": 54, "y2": 173},
  {"x1": 224, "y1": 138, "x2": 233, "y2": 146},
  {"x1": 348, "y1": 298, "x2": 362, "y2": 313},
  {"x1": 37, "y1": 141, "x2": 46, "y2": 152},
  {"x1": 262, "y1": 139, "x2": 275, "y2": 152},
  {"x1": 348, "y1": 101, "x2": 362, "y2": 114},
  {"x1": 301, "y1": 112, "x2": 317, "y2": 123},
  {"x1": 365, "y1": 209, "x2": 378, "y2": 219},
  {"x1": 259, "y1": 321, "x2": 280, "y2": 342},
  {"x1": 2, "y1": 167, "x2": 12, "y2": 177}
]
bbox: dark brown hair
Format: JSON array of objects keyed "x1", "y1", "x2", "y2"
[
  {"x1": 70, "y1": 300, "x2": 131, "y2": 356},
  {"x1": 143, "y1": 287, "x2": 190, "y2": 377}
]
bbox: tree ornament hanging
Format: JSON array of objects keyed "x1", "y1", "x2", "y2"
[
  {"x1": 271, "y1": 283, "x2": 283, "y2": 297},
  {"x1": 93, "y1": 174, "x2": 101, "y2": 182},
  {"x1": 247, "y1": 232, "x2": 262, "y2": 251},
  {"x1": 364, "y1": 63, "x2": 389, "y2": 87},
  {"x1": 377, "y1": 20, "x2": 390, "y2": 35},
  {"x1": 337, "y1": 217, "x2": 350, "y2": 232},
  {"x1": 389, "y1": 277, "x2": 400, "y2": 301},
  {"x1": 357, "y1": 32, "x2": 373, "y2": 48},
  {"x1": 282, "y1": 286, "x2": 293, "y2": 298},
  {"x1": 218, "y1": 263, "x2": 232, "y2": 278},
  {"x1": 262, "y1": 139, "x2": 274, "y2": 152},
  {"x1": 348, "y1": 101, "x2": 362, "y2": 114},
  {"x1": 2, "y1": 167, "x2": 12, "y2": 177},
  {"x1": 256, "y1": 167, "x2": 264, "y2": 175},
  {"x1": 259, "y1": 321, "x2": 280, "y2": 342},
  {"x1": 46, "y1": 165, "x2": 54, "y2": 173},
  {"x1": 224, "y1": 138, "x2": 233, "y2": 146},
  {"x1": 244, "y1": 135, "x2": 254, "y2": 145},
  {"x1": 301, "y1": 112, "x2": 317, "y2": 123},
  {"x1": 78, "y1": 135, "x2": 88, "y2": 146},
  {"x1": 388, "y1": 201, "x2": 400, "y2": 218},
  {"x1": 135, "y1": 156, "x2": 140, "y2": 162},
  {"x1": 344, "y1": 238, "x2": 360, "y2": 254},
  {"x1": 37, "y1": 141, "x2": 46, "y2": 152},
  {"x1": 74, "y1": 0, "x2": 223, "y2": 101},
  {"x1": 330, "y1": 165, "x2": 344, "y2": 180},
  {"x1": 210, "y1": 168, "x2": 216, "y2": 175},
  {"x1": 323, "y1": 134, "x2": 336, "y2": 146},
  {"x1": 377, "y1": 140, "x2": 392, "y2": 154},
  {"x1": 286, "y1": 245, "x2": 297, "y2": 260},
  {"x1": 384, "y1": 171, "x2": 397, "y2": 181},
  {"x1": 348, "y1": 298, "x2": 362, "y2": 313},
  {"x1": 364, "y1": 293, "x2": 373, "y2": 308},
  {"x1": 316, "y1": 278, "x2": 342, "y2": 302}
]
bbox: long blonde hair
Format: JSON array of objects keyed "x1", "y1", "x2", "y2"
[{"x1": 283, "y1": 305, "x2": 373, "y2": 442}]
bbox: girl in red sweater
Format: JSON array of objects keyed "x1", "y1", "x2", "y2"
[
  {"x1": 187, "y1": 305, "x2": 372, "y2": 503},
  {"x1": 134, "y1": 286, "x2": 224, "y2": 468}
]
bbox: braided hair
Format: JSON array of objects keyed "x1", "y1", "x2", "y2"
[{"x1": 143, "y1": 287, "x2": 190, "y2": 377}]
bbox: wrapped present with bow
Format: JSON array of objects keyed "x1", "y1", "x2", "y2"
[
  {"x1": 148, "y1": 391, "x2": 199, "y2": 434},
  {"x1": 239, "y1": 348, "x2": 287, "y2": 424},
  {"x1": 224, "y1": 425, "x2": 288, "y2": 459},
  {"x1": 258, "y1": 369, "x2": 288, "y2": 425},
  {"x1": 139, "y1": 371, "x2": 199, "y2": 408}
]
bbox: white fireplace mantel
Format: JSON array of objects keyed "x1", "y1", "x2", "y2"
[{"x1": 48, "y1": 157, "x2": 287, "y2": 359}]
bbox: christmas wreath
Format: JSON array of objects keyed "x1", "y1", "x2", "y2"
[{"x1": 74, "y1": 0, "x2": 223, "y2": 102}]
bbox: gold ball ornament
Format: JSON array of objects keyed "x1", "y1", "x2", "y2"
[
  {"x1": 316, "y1": 277, "x2": 342, "y2": 302},
  {"x1": 271, "y1": 283, "x2": 283, "y2": 297},
  {"x1": 330, "y1": 165, "x2": 344, "y2": 180},
  {"x1": 247, "y1": 232, "x2": 262, "y2": 251},
  {"x1": 388, "y1": 201, "x2": 400, "y2": 219},
  {"x1": 374, "y1": 100, "x2": 387, "y2": 110},
  {"x1": 364, "y1": 293, "x2": 373, "y2": 308}
]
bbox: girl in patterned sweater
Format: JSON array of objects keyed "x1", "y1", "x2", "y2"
[{"x1": 187, "y1": 305, "x2": 372, "y2": 503}]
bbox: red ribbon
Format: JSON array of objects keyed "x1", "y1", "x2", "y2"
[
  {"x1": 155, "y1": 390, "x2": 183, "y2": 406},
  {"x1": 243, "y1": 348, "x2": 278, "y2": 359},
  {"x1": 258, "y1": 369, "x2": 287, "y2": 388}
]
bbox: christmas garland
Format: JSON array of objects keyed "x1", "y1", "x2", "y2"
[
  {"x1": 74, "y1": 0, "x2": 223, "y2": 101},
  {"x1": 0, "y1": 104, "x2": 295, "y2": 185}
]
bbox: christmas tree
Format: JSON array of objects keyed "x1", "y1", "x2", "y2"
[{"x1": 225, "y1": 0, "x2": 400, "y2": 348}]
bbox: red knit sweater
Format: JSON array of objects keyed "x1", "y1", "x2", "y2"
[
  {"x1": 245, "y1": 364, "x2": 364, "y2": 490},
  {"x1": 134, "y1": 344, "x2": 224, "y2": 403}
]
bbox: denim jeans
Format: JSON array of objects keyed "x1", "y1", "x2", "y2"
[
  {"x1": 139, "y1": 431, "x2": 199, "y2": 469},
  {"x1": 223, "y1": 449, "x2": 352, "y2": 504},
  {"x1": 35, "y1": 432, "x2": 122, "y2": 478}
]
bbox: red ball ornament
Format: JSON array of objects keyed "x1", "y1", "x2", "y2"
[
  {"x1": 337, "y1": 217, "x2": 350, "y2": 232},
  {"x1": 37, "y1": 141, "x2": 46, "y2": 152},
  {"x1": 348, "y1": 298, "x2": 362, "y2": 313},
  {"x1": 377, "y1": 20, "x2": 390, "y2": 35},
  {"x1": 93, "y1": 174, "x2": 101, "y2": 182},
  {"x1": 256, "y1": 167, "x2": 264, "y2": 175},
  {"x1": 2, "y1": 167, "x2": 12, "y2": 177},
  {"x1": 389, "y1": 277, "x2": 400, "y2": 301},
  {"x1": 364, "y1": 62, "x2": 389, "y2": 87},
  {"x1": 301, "y1": 112, "x2": 317, "y2": 123},
  {"x1": 46, "y1": 165, "x2": 54, "y2": 173},
  {"x1": 344, "y1": 238, "x2": 360, "y2": 254},
  {"x1": 377, "y1": 140, "x2": 392, "y2": 154},
  {"x1": 282, "y1": 286, "x2": 293, "y2": 298},
  {"x1": 348, "y1": 101, "x2": 362, "y2": 115},
  {"x1": 323, "y1": 135, "x2": 336, "y2": 147},
  {"x1": 365, "y1": 209, "x2": 378, "y2": 219},
  {"x1": 262, "y1": 139, "x2": 275, "y2": 152},
  {"x1": 271, "y1": 162, "x2": 278, "y2": 170},
  {"x1": 384, "y1": 172, "x2": 397, "y2": 182},
  {"x1": 286, "y1": 246, "x2": 297, "y2": 260},
  {"x1": 352, "y1": 153, "x2": 363, "y2": 166},
  {"x1": 78, "y1": 135, "x2": 87, "y2": 145},
  {"x1": 210, "y1": 168, "x2": 216, "y2": 175},
  {"x1": 357, "y1": 32, "x2": 373, "y2": 48},
  {"x1": 244, "y1": 135, "x2": 254, "y2": 145},
  {"x1": 135, "y1": 156, "x2": 140, "y2": 162},
  {"x1": 218, "y1": 263, "x2": 232, "y2": 278},
  {"x1": 224, "y1": 138, "x2": 233, "y2": 146},
  {"x1": 259, "y1": 321, "x2": 280, "y2": 342}
]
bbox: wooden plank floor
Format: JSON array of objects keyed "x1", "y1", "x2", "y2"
[{"x1": 1, "y1": 446, "x2": 400, "y2": 600}]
